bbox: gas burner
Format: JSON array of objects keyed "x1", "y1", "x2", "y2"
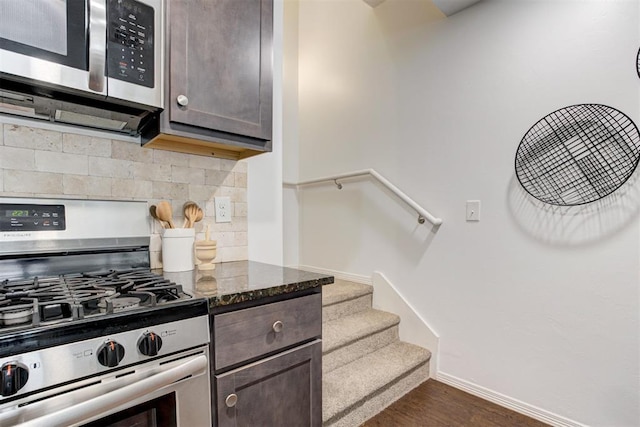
[
  {"x1": 1, "y1": 308, "x2": 33, "y2": 326},
  {"x1": 98, "y1": 296, "x2": 142, "y2": 313},
  {"x1": 0, "y1": 298, "x2": 36, "y2": 326}
]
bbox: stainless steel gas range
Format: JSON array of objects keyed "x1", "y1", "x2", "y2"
[{"x1": 0, "y1": 197, "x2": 211, "y2": 427}]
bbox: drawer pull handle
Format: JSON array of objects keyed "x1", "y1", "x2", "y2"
[
  {"x1": 272, "y1": 320, "x2": 284, "y2": 333},
  {"x1": 225, "y1": 393, "x2": 238, "y2": 408}
]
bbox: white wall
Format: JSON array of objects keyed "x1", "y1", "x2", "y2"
[
  {"x1": 248, "y1": 0, "x2": 284, "y2": 265},
  {"x1": 292, "y1": 0, "x2": 640, "y2": 425}
]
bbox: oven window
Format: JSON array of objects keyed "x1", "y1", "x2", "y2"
[{"x1": 80, "y1": 393, "x2": 177, "y2": 427}]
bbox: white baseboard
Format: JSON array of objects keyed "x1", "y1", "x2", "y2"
[
  {"x1": 436, "y1": 372, "x2": 586, "y2": 427},
  {"x1": 296, "y1": 265, "x2": 371, "y2": 285}
]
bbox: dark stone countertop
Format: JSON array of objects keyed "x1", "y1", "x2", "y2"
[{"x1": 157, "y1": 260, "x2": 334, "y2": 309}]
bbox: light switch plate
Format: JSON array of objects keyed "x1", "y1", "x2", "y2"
[
  {"x1": 466, "y1": 200, "x2": 480, "y2": 221},
  {"x1": 215, "y1": 197, "x2": 231, "y2": 223}
]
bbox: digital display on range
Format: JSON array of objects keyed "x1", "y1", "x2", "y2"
[
  {"x1": 0, "y1": 204, "x2": 66, "y2": 232},
  {"x1": 7, "y1": 210, "x2": 29, "y2": 217}
]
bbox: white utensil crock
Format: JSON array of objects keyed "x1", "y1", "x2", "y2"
[{"x1": 162, "y1": 228, "x2": 195, "y2": 272}]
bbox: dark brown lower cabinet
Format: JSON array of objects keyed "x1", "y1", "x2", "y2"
[{"x1": 215, "y1": 340, "x2": 322, "y2": 427}]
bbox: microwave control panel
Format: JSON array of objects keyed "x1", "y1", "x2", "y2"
[
  {"x1": 0, "y1": 204, "x2": 66, "y2": 232},
  {"x1": 107, "y1": 0, "x2": 155, "y2": 88}
]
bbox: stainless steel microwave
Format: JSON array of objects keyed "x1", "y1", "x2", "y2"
[{"x1": 0, "y1": 0, "x2": 163, "y2": 134}]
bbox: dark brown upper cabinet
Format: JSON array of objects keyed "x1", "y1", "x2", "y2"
[{"x1": 142, "y1": 0, "x2": 273, "y2": 160}]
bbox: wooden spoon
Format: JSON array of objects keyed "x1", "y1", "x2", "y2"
[
  {"x1": 155, "y1": 201, "x2": 175, "y2": 229},
  {"x1": 149, "y1": 205, "x2": 167, "y2": 229},
  {"x1": 182, "y1": 202, "x2": 196, "y2": 228}
]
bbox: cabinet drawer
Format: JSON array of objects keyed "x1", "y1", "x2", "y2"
[{"x1": 214, "y1": 293, "x2": 321, "y2": 370}]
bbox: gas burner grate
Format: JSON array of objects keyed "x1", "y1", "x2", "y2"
[
  {"x1": 0, "y1": 270, "x2": 190, "y2": 330},
  {"x1": 515, "y1": 104, "x2": 640, "y2": 206}
]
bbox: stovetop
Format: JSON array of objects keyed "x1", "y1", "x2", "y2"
[{"x1": 0, "y1": 269, "x2": 192, "y2": 333}]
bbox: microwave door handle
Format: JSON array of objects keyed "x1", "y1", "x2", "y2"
[
  {"x1": 14, "y1": 354, "x2": 208, "y2": 427},
  {"x1": 88, "y1": 0, "x2": 107, "y2": 92}
]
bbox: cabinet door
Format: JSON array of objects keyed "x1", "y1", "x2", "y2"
[
  {"x1": 169, "y1": 0, "x2": 273, "y2": 140},
  {"x1": 216, "y1": 341, "x2": 322, "y2": 427}
]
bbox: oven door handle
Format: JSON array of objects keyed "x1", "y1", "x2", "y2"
[{"x1": 16, "y1": 354, "x2": 208, "y2": 427}]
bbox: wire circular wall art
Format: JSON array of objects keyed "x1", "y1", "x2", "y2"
[
  {"x1": 637, "y1": 47, "x2": 640, "y2": 78},
  {"x1": 514, "y1": 104, "x2": 640, "y2": 206}
]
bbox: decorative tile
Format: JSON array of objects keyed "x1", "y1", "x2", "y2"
[
  {"x1": 36, "y1": 151, "x2": 88, "y2": 175},
  {"x1": 1, "y1": 123, "x2": 248, "y2": 260},
  {"x1": 0, "y1": 146, "x2": 35, "y2": 171},
  {"x1": 235, "y1": 172, "x2": 247, "y2": 188},
  {"x1": 189, "y1": 184, "x2": 215, "y2": 202},
  {"x1": 63, "y1": 134, "x2": 112, "y2": 157},
  {"x1": 172, "y1": 165, "x2": 205, "y2": 185},
  {"x1": 4, "y1": 125, "x2": 62, "y2": 152},
  {"x1": 89, "y1": 157, "x2": 133, "y2": 178},
  {"x1": 205, "y1": 169, "x2": 233, "y2": 186},
  {"x1": 153, "y1": 149, "x2": 189, "y2": 166},
  {"x1": 189, "y1": 155, "x2": 221, "y2": 170},
  {"x1": 112, "y1": 139, "x2": 154, "y2": 163},
  {"x1": 63, "y1": 175, "x2": 111, "y2": 197},
  {"x1": 234, "y1": 202, "x2": 248, "y2": 217},
  {"x1": 112, "y1": 178, "x2": 153, "y2": 199},
  {"x1": 132, "y1": 162, "x2": 171, "y2": 182},
  {"x1": 219, "y1": 246, "x2": 248, "y2": 262},
  {"x1": 4, "y1": 170, "x2": 63, "y2": 194},
  {"x1": 152, "y1": 181, "x2": 189, "y2": 200}
]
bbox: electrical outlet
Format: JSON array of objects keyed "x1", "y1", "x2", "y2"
[
  {"x1": 466, "y1": 200, "x2": 480, "y2": 221},
  {"x1": 215, "y1": 197, "x2": 231, "y2": 223}
]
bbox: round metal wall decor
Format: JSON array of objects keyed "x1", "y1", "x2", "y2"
[
  {"x1": 515, "y1": 104, "x2": 640, "y2": 206},
  {"x1": 637, "y1": 47, "x2": 640, "y2": 79}
]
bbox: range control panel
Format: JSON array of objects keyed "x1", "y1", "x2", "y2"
[
  {"x1": 107, "y1": 0, "x2": 155, "y2": 88},
  {"x1": 0, "y1": 204, "x2": 66, "y2": 232}
]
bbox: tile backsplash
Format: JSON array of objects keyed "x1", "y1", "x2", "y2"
[{"x1": 0, "y1": 123, "x2": 248, "y2": 268}]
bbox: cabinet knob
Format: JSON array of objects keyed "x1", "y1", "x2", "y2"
[
  {"x1": 176, "y1": 94, "x2": 189, "y2": 107},
  {"x1": 272, "y1": 320, "x2": 284, "y2": 333},
  {"x1": 225, "y1": 393, "x2": 238, "y2": 408}
]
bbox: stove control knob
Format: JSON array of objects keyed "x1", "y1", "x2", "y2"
[
  {"x1": 138, "y1": 332, "x2": 163, "y2": 357},
  {"x1": 1, "y1": 363, "x2": 29, "y2": 396},
  {"x1": 97, "y1": 340, "x2": 125, "y2": 367}
]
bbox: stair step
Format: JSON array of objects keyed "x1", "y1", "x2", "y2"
[
  {"x1": 323, "y1": 325, "x2": 399, "y2": 374},
  {"x1": 323, "y1": 341, "x2": 431, "y2": 427},
  {"x1": 322, "y1": 280, "x2": 373, "y2": 322},
  {"x1": 323, "y1": 309, "x2": 399, "y2": 373}
]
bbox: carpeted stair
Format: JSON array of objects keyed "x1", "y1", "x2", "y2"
[{"x1": 322, "y1": 279, "x2": 431, "y2": 427}]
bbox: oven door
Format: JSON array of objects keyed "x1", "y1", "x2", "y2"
[
  {"x1": 0, "y1": 0, "x2": 108, "y2": 96},
  {"x1": 0, "y1": 349, "x2": 211, "y2": 427}
]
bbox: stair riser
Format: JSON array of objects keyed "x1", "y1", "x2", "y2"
[
  {"x1": 323, "y1": 362, "x2": 430, "y2": 427},
  {"x1": 323, "y1": 326, "x2": 399, "y2": 374},
  {"x1": 323, "y1": 294, "x2": 372, "y2": 323}
]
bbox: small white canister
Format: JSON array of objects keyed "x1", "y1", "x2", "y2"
[{"x1": 161, "y1": 228, "x2": 195, "y2": 272}]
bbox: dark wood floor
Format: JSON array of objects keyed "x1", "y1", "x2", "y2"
[{"x1": 362, "y1": 380, "x2": 549, "y2": 427}]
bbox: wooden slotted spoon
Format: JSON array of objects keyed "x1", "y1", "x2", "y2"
[{"x1": 183, "y1": 201, "x2": 198, "y2": 228}]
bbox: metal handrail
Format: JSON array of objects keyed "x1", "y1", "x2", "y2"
[{"x1": 284, "y1": 169, "x2": 443, "y2": 226}]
